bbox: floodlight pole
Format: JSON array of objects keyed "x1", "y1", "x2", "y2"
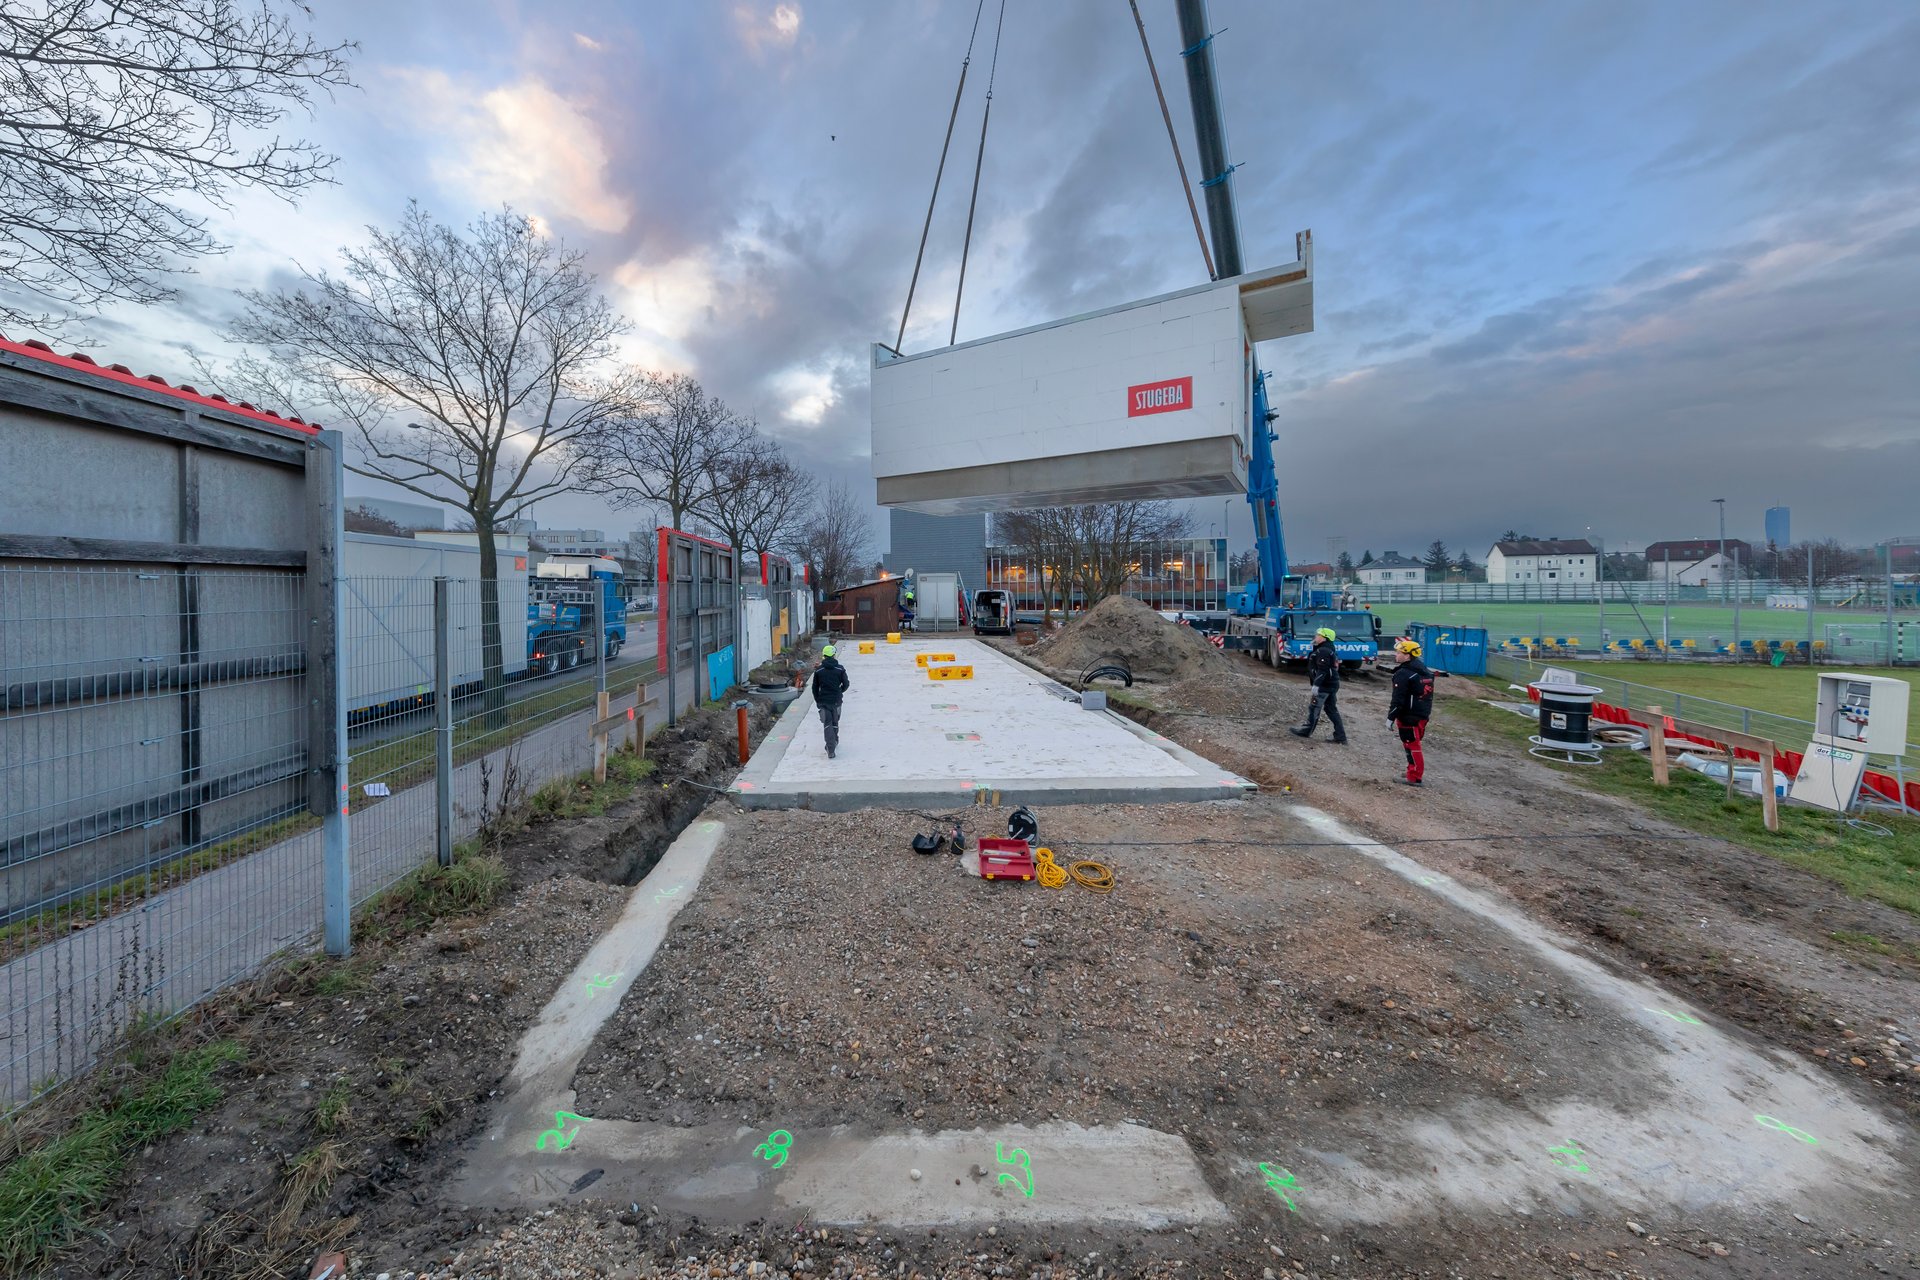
[{"x1": 1713, "y1": 497, "x2": 1727, "y2": 604}]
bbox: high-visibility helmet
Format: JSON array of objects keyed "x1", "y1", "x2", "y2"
[
  {"x1": 821, "y1": 644, "x2": 836, "y2": 657},
  {"x1": 1315, "y1": 627, "x2": 1337, "y2": 641},
  {"x1": 1395, "y1": 637, "x2": 1423, "y2": 657}
]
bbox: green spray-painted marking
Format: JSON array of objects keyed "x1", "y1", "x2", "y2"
[
  {"x1": 1755, "y1": 1114, "x2": 1817, "y2": 1145},
  {"x1": 535, "y1": 1110, "x2": 591, "y2": 1151},
  {"x1": 995, "y1": 1141, "x2": 1035, "y2": 1198},
  {"x1": 754, "y1": 1129, "x2": 794, "y2": 1169},
  {"x1": 653, "y1": 884, "x2": 684, "y2": 904},
  {"x1": 585, "y1": 973, "x2": 620, "y2": 997},
  {"x1": 1547, "y1": 1142, "x2": 1589, "y2": 1173},
  {"x1": 1256, "y1": 1162, "x2": 1300, "y2": 1212},
  {"x1": 1644, "y1": 1007, "x2": 1703, "y2": 1025},
  {"x1": 1416, "y1": 875, "x2": 1438, "y2": 886}
]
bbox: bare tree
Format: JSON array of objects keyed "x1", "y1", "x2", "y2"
[
  {"x1": 219, "y1": 204, "x2": 629, "y2": 715},
  {"x1": 344, "y1": 504, "x2": 409, "y2": 537},
  {"x1": 700, "y1": 446, "x2": 818, "y2": 561},
  {"x1": 998, "y1": 501, "x2": 1191, "y2": 612},
  {"x1": 795, "y1": 481, "x2": 872, "y2": 596},
  {"x1": 576, "y1": 372, "x2": 755, "y2": 530},
  {"x1": 1786, "y1": 538, "x2": 1864, "y2": 589},
  {"x1": 0, "y1": 0, "x2": 355, "y2": 330}
]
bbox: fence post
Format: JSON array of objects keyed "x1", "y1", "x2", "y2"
[
  {"x1": 308, "y1": 430, "x2": 352, "y2": 958},
  {"x1": 434, "y1": 576, "x2": 454, "y2": 868},
  {"x1": 1742, "y1": 707, "x2": 1751, "y2": 736}
]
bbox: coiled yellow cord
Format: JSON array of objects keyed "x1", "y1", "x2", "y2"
[
  {"x1": 1069, "y1": 859, "x2": 1115, "y2": 893},
  {"x1": 1033, "y1": 847, "x2": 1115, "y2": 893}
]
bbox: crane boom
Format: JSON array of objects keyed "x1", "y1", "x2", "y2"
[{"x1": 1173, "y1": 0, "x2": 1242, "y2": 280}]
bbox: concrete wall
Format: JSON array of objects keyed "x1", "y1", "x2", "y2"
[{"x1": 1, "y1": 355, "x2": 321, "y2": 919}]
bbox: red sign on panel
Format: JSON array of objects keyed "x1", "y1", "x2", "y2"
[{"x1": 1127, "y1": 375, "x2": 1193, "y2": 417}]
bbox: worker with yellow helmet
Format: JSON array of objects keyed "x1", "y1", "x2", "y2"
[
  {"x1": 1387, "y1": 636, "x2": 1435, "y2": 786},
  {"x1": 1288, "y1": 625, "x2": 1348, "y2": 744}
]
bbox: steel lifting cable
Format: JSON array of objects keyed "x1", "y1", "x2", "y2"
[
  {"x1": 949, "y1": 0, "x2": 1008, "y2": 347},
  {"x1": 893, "y1": 0, "x2": 987, "y2": 356},
  {"x1": 1127, "y1": 0, "x2": 1216, "y2": 280}
]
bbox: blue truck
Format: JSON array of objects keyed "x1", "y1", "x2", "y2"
[{"x1": 526, "y1": 556, "x2": 627, "y2": 675}]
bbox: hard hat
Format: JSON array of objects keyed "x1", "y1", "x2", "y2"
[
  {"x1": 821, "y1": 644, "x2": 836, "y2": 657},
  {"x1": 1395, "y1": 637, "x2": 1422, "y2": 656},
  {"x1": 1315, "y1": 627, "x2": 1337, "y2": 641}
]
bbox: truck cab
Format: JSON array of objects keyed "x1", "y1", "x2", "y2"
[{"x1": 527, "y1": 556, "x2": 626, "y2": 674}]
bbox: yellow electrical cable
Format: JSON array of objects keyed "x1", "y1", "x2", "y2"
[
  {"x1": 1068, "y1": 859, "x2": 1115, "y2": 893},
  {"x1": 1034, "y1": 847, "x2": 1068, "y2": 889}
]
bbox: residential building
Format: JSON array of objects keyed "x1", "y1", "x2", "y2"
[
  {"x1": 1644, "y1": 538, "x2": 1753, "y2": 587},
  {"x1": 1355, "y1": 551, "x2": 1427, "y2": 587},
  {"x1": 1485, "y1": 539, "x2": 1598, "y2": 584},
  {"x1": 1290, "y1": 561, "x2": 1335, "y2": 582}
]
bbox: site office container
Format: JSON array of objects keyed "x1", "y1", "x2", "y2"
[{"x1": 871, "y1": 237, "x2": 1314, "y2": 514}]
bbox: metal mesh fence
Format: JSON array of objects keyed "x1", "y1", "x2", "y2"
[
  {"x1": 2, "y1": 568, "x2": 659, "y2": 1114},
  {"x1": 1485, "y1": 652, "x2": 1919, "y2": 759}
]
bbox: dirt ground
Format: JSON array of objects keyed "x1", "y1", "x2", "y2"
[
  {"x1": 41, "y1": 632, "x2": 1920, "y2": 1280},
  {"x1": 1029, "y1": 597, "x2": 1232, "y2": 683}
]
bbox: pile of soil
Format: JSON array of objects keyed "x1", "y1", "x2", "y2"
[{"x1": 1031, "y1": 596, "x2": 1229, "y2": 681}]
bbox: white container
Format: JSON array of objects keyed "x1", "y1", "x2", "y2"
[
  {"x1": 872, "y1": 238, "x2": 1314, "y2": 514},
  {"x1": 342, "y1": 532, "x2": 530, "y2": 712}
]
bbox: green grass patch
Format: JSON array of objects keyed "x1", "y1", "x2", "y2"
[
  {"x1": 361, "y1": 848, "x2": 509, "y2": 941},
  {"x1": 528, "y1": 748, "x2": 657, "y2": 821},
  {"x1": 0, "y1": 1040, "x2": 244, "y2": 1277},
  {"x1": 1454, "y1": 690, "x2": 1920, "y2": 917},
  {"x1": 1372, "y1": 599, "x2": 1913, "y2": 650},
  {"x1": 1534, "y1": 662, "x2": 1920, "y2": 743},
  {"x1": 312, "y1": 1077, "x2": 352, "y2": 1135}
]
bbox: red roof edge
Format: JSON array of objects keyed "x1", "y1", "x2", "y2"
[{"x1": 0, "y1": 333, "x2": 322, "y2": 436}]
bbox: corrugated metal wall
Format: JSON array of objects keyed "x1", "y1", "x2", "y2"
[{"x1": 887, "y1": 510, "x2": 987, "y2": 592}]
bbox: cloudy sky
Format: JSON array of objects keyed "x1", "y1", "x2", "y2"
[{"x1": 42, "y1": 0, "x2": 1920, "y2": 561}]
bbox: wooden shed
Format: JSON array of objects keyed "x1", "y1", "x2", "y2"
[{"x1": 823, "y1": 578, "x2": 904, "y2": 635}]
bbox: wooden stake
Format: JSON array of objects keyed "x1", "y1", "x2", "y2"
[
  {"x1": 594, "y1": 691, "x2": 611, "y2": 783},
  {"x1": 1647, "y1": 705, "x2": 1669, "y2": 786}
]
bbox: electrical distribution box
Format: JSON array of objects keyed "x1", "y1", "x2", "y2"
[{"x1": 1812, "y1": 673, "x2": 1910, "y2": 755}]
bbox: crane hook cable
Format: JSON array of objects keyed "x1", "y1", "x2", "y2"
[
  {"x1": 949, "y1": 0, "x2": 1008, "y2": 347},
  {"x1": 1127, "y1": 0, "x2": 1216, "y2": 280},
  {"x1": 893, "y1": 0, "x2": 987, "y2": 356}
]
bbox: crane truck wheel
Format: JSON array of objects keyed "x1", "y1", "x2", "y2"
[{"x1": 606, "y1": 635, "x2": 623, "y2": 659}]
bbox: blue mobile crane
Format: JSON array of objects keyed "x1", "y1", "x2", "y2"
[{"x1": 1172, "y1": 0, "x2": 1382, "y2": 670}]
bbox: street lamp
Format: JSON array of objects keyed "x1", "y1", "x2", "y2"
[{"x1": 1712, "y1": 497, "x2": 1727, "y2": 604}]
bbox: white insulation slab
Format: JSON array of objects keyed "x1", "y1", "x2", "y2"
[{"x1": 872, "y1": 240, "x2": 1313, "y2": 514}]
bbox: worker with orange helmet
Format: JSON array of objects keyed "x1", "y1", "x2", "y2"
[{"x1": 1387, "y1": 636, "x2": 1435, "y2": 786}]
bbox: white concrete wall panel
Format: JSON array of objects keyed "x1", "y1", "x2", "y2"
[{"x1": 872, "y1": 255, "x2": 1312, "y2": 512}]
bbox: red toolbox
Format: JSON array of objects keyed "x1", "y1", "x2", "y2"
[{"x1": 978, "y1": 837, "x2": 1036, "y2": 882}]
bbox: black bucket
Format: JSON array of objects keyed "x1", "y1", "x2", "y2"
[{"x1": 1530, "y1": 681, "x2": 1602, "y2": 747}]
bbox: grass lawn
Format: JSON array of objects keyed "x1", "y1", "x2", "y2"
[
  {"x1": 1538, "y1": 662, "x2": 1920, "y2": 744},
  {"x1": 1369, "y1": 599, "x2": 1911, "y2": 649},
  {"x1": 1454, "y1": 692, "x2": 1920, "y2": 923}
]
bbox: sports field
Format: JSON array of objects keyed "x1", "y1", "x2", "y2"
[
  {"x1": 1536, "y1": 661, "x2": 1920, "y2": 745},
  {"x1": 1370, "y1": 599, "x2": 1911, "y2": 650}
]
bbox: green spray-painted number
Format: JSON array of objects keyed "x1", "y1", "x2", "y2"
[
  {"x1": 1547, "y1": 1142, "x2": 1589, "y2": 1173},
  {"x1": 654, "y1": 884, "x2": 684, "y2": 904},
  {"x1": 585, "y1": 973, "x2": 620, "y2": 997},
  {"x1": 995, "y1": 1141, "x2": 1035, "y2": 1198},
  {"x1": 1643, "y1": 1007, "x2": 1703, "y2": 1025},
  {"x1": 535, "y1": 1110, "x2": 591, "y2": 1151},
  {"x1": 755, "y1": 1129, "x2": 794, "y2": 1169},
  {"x1": 1256, "y1": 1162, "x2": 1300, "y2": 1212},
  {"x1": 1755, "y1": 1114, "x2": 1817, "y2": 1145}
]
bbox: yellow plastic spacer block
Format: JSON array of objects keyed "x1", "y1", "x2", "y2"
[
  {"x1": 927, "y1": 665, "x2": 974, "y2": 681},
  {"x1": 915, "y1": 652, "x2": 959, "y2": 667},
  {"x1": 886, "y1": 632, "x2": 902, "y2": 643},
  {"x1": 857, "y1": 641, "x2": 876, "y2": 654}
]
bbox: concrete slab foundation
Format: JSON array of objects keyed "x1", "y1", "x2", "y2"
[{"x1": 730, "y1": 638, "x2": 1251, "y2": 811}]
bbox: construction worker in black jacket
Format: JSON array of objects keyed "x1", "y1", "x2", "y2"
[
  {"x1": 1289, "y1": 627, "x2": 1348, "y2": 743},
  {"x1": 1387, "y1": 637, "x2": 1435, "y2": 785},
  {"x1": 811, "y1": 645, "x2": 851, "y2": 758}
]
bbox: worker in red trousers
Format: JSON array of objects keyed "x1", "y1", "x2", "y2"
[{"x1": 1387, "y1": 637, "x2": 1435, "y2": 786}]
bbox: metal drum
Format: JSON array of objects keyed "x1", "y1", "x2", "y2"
[{"x1": 1528, "y1": 680, "x2": 1604, "y2": 764}]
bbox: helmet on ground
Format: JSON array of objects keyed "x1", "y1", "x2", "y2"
[
  {"x1": 1394, "y1": 637, "x2": 1422, "y2": 657},
  {"x1": 821, "y1": 644, "x2": 836, "y2": 657},
  {"x1": 1315, "y1": 627, "x2": 1337, "y2": 641}
]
